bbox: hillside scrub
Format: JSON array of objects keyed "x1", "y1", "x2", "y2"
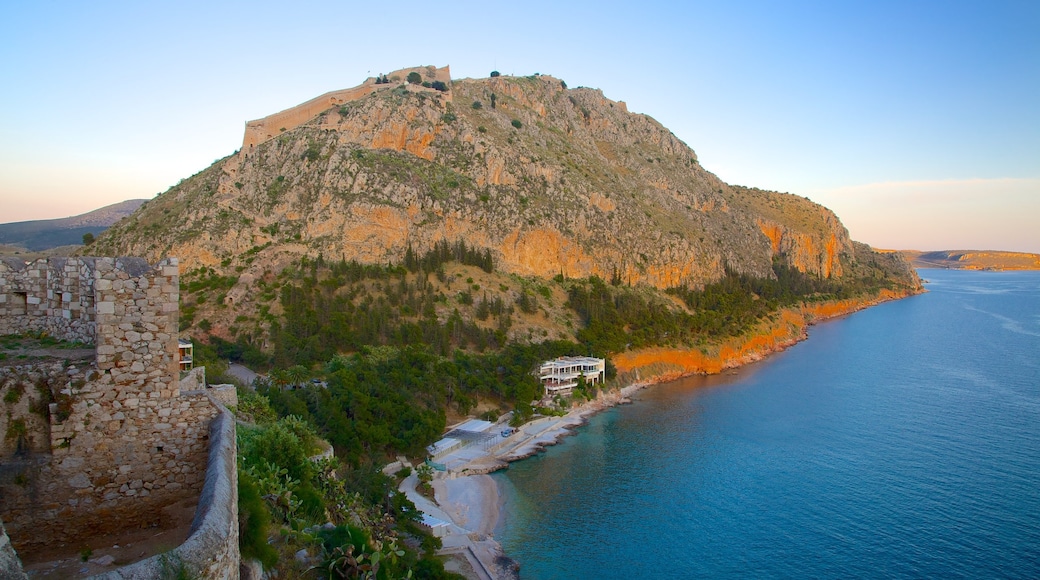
[{"x1": 235, "y1": 398, "x2": 459, "y2": 578}]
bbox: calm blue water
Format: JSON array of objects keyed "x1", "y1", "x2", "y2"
[{"x1": 494, "y1": 270, "x2": 1040, "y2": 578}]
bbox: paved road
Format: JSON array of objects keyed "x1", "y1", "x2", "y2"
[{"x1": 227, "y1": 363, "x2": 259, "y2": 387}]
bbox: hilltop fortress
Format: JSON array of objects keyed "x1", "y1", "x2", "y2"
[
  {"x1": 241, "y1": 65, "x2": 451, "y2": 152},
  {"x1": 0, "y1": 257, "x2": 238, "y2": 578}
]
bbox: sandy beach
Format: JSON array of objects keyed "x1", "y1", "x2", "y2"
[{"x1": 410, "y1": 381, "x2": 650, "y2": 579}]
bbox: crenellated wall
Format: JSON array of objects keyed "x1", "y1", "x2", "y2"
[{"x1": 241, "y1": 65, "x2": 451, "y2": 152}]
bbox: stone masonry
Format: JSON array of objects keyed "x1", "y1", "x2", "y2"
[
  {"x1": 0, "y1": 257, "x2": 227, "y2": 559},
  {"x1": 0, "y1": 257, "x2": 98, "y2": 343}
]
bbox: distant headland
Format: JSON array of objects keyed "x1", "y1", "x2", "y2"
[{"x1": 898, "y1": 250, "x2": 1040, "y2": 271}]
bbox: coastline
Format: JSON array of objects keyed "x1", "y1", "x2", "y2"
[{"x1": 421, "y1": 290, "x2": 919, "y2": 578}]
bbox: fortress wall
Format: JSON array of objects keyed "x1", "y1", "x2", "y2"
[
  {"x1": 242, "y1": 84, "x2": 381, "y2": 150},
  {"x1": 0, "y1": 257, "x2": 98, "y2": 344},
  {"x1": 241, "y1": 65, "x2": 451, "y2": 152},
  {"x1": 0, "y1": 258, "x2": 230, "y2": 561},
  {"x1": 88, "y1": 409, "x2": 239, "y2": 580},
  {"x1": 91, "y1": 257, "x2": 180, "y2": 396}
]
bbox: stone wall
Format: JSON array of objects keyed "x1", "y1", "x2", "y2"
[
  {"x1": 0, "y1": 257, "x2": 98, "y2": 343},
  {"x1": 89, "y1": 409, "x2": 239, "y2": 580},
  {"x1": 0, "y1": 257, "x2": 235, "y2": 564}
]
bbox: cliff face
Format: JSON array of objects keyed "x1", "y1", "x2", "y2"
[{"x1": 93, "y1": 68, "x2": 918, "y2": 299}]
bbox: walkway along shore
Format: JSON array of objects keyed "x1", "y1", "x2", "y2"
[{"x1": 402, "y1": 290, "x2": 920, "y2": 579}]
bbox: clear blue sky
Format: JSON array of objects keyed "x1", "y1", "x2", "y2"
[{"x1": 2, "y1": 0, "x2": 1037, "y2": 252}]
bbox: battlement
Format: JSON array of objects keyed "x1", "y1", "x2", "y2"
[{"x1": 241, "y1": 65, "x2": 451, "y2": 152}]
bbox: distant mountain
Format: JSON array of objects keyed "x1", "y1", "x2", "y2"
[
  {"x1": 902, "y1": 250, "x2": 1040, "y2": 271},
  {"x1": 0, "y1": 199, "x2": 146, "y2": 250}
]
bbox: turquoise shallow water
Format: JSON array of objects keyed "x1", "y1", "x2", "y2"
[{"x1": 494, "y1": 270, "x2": 1040, "y2": 578}]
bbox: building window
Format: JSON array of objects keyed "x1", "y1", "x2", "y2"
[{"x1": 11, "y1": 292, "x2": 27, "y2": 315}]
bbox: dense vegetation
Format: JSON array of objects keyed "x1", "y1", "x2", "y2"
[
  {"x1": 197, "y1": 246, "x2": 905, "y2": 577},
  {"x1": 235, "y1": 396, "x2": 458, "y2": 578}
]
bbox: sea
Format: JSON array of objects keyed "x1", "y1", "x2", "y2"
[{"x1": 493, "y1": 269, "x2": 1040, "y2": 578}]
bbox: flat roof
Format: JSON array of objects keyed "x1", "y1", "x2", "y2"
[
  {"x1": 421, "y1": 513, "x2": 450, "y2": 529},
  {"x1": 455, "y1": 419, "x2": 494, "y2": 433},
  {"x1": 427, "y1": 437, "x2": 460, "y2": 454},
  {"x1": 541, "y1": 356, "x2": 604, "y2": 370}
]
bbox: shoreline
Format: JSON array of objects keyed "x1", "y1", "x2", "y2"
[{"x1": 422, "y1": 290, "x2": 919, "y2": 578}]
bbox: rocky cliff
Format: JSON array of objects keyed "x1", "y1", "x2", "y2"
[{"x1": 91, "y1": 67, "x2": 919, "y2": 334}]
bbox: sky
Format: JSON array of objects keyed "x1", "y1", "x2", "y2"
[{"x1": 1, "y1": 0, "x2": 1037, "y2": 252}]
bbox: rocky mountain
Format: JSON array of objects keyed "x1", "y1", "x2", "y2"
[
  {"x1": 901, "y1": 250, "x2": 1040, "y2": 271},
  {"x1": 0, "y1": 199, "x2": 146, "y2": 251},
  {"x1": 91, "y1": 66, "x2": 919, "y2": 341}
]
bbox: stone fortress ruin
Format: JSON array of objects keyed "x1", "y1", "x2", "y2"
[
  {"x1": 0, "y1": 257, "x2": 238, "y2": 578},
  {"x1": 240, "y1": 65, "x2": 452, "y2": 152}
]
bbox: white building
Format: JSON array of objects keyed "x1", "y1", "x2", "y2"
[
  {"x1": 540, "y1": 356, "x2": 606, "y2": 396},
  {"x1": 178, "y1": 338, "x2": 194, "y2": 372}
]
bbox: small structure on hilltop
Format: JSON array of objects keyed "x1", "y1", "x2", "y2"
[{"x1": 540, "y1": 356, "x2": 606, "y2": 397}]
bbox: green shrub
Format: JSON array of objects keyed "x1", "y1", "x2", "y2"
[
  {"x1": 238, "y1": 470, "x2": 278, "y2": 568},
  {"x1": 511, "y1": 119, "x2": 522, "y2": 129},
  {"x1": 407, "y1": 72, "x2": 422, "y2": 84},
  {"x1": 235, "y1": 390, "x2": 277, "y2": 424},
  {"x1": 4, "y1": 386, "x2": 23, "y2": 404},
  {"x1": 239, "y1": 420, "x2": 312, "y2": 481},
  {"x1": 471, "y1": 101, "x2": 482, "y2": 109}
]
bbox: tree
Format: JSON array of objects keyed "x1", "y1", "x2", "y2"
[
  {"x1": 416, "y1": 463, "x2": 433, "y2": 492},
  {"x1": 490, "y1": 70, "x2": 500, "y2": 78},
  {"x1": 286, "y1": 365, "x2": 309, "y2": 388},
  {"x1": 490, "y1": 93, "x2": 497, "y2": 109},
  {"x1": 82, "y1": 232, "x2": 95, "y2": 245},
  {"x1": 407, "y1": 72, "x2": 422, "y2": 84}
]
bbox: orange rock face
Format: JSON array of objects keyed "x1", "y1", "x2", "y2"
[
  {"x1": 756, "y1": 218, "x2": 846, "y2": 278},
  {"x1": 613, "y1": 309, "x2": 807, "y2": 378},
  {"x1": 613, "y1": 289, "x2": 916, "y2": 383},
  {"x1": 500, "y1": 227, "x2": 599, "y2": 279},
  {"x1": 370, "y1": 123, "x2": 437, "y2": 160}
]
